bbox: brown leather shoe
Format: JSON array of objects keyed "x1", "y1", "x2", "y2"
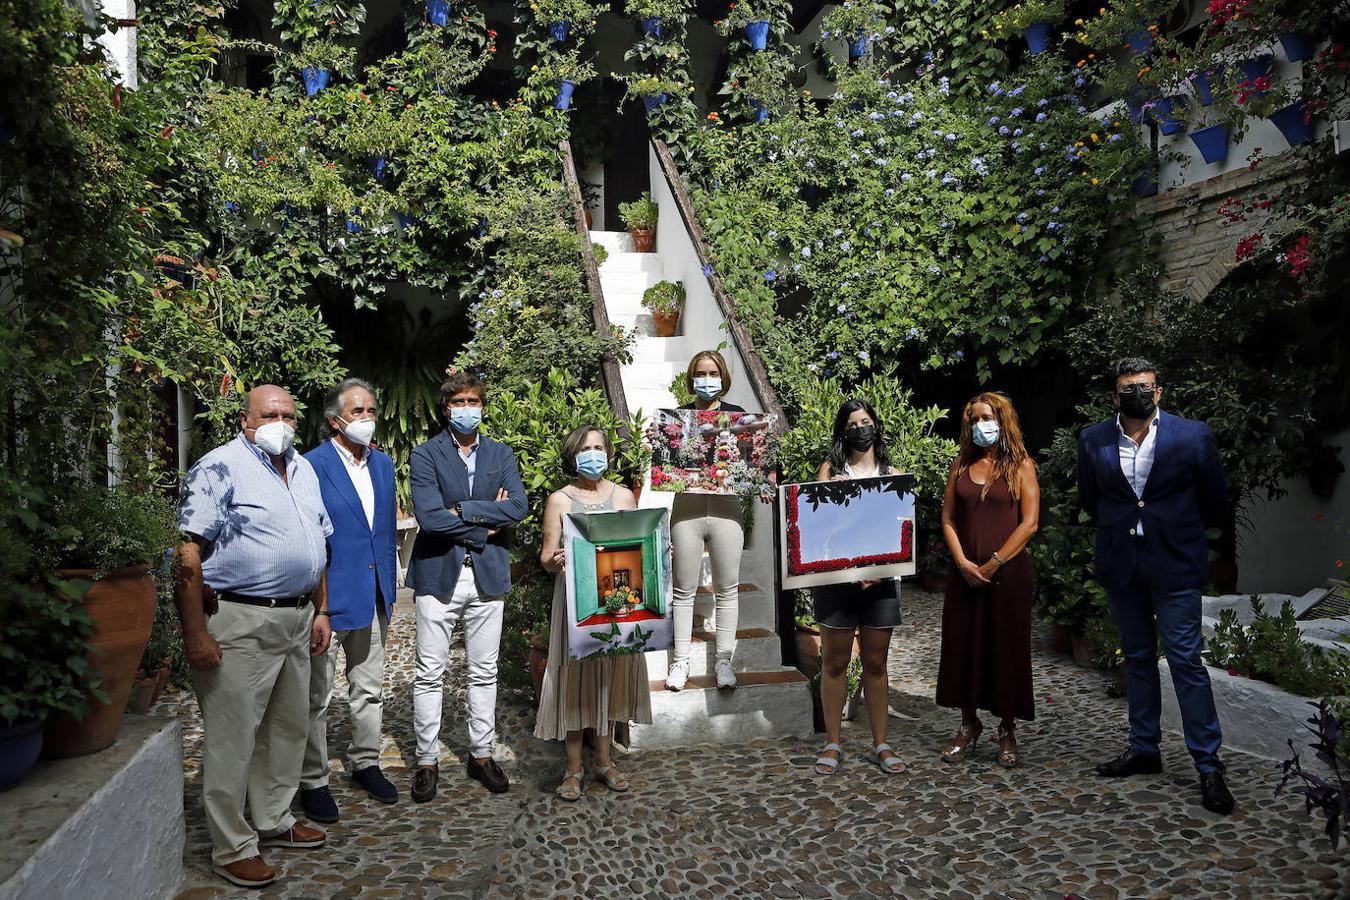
[
  {"x1": 259, "y1": 822, "x2": 326, "y2": 849},
  {"x1": 212, "y1": 855, "x2": 277, "y2": 887}
]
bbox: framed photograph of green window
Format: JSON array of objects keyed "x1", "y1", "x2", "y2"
[{"x1": 562, "y1": 507, "x2": 673, "y2": 660}]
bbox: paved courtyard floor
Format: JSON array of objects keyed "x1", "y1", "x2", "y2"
[{"x1": 167, "y1": 589, "x2": 1350, "y2": 899}]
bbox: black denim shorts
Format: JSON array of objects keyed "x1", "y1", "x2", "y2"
[{"x1": 812, "y1": 579, "x2": 902, "y2": 630}]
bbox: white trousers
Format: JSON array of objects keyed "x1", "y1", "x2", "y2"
[
  {"x1": 671, "y1": 494, "x2": 744, "y2": 662},
  {"x1": 413, "y1": 568, "x2": 503, "y2": 763},
  {"x1": 301, "y1": 607, "x2": 388, "y2": 788}
]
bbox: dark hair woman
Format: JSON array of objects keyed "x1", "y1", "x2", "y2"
[
  {"x1": 811, "y1": 398, "x2": 905, "y2": 776},
  {"x1": 936, "y1": 391, "x2": 1040, "y2": 768}
]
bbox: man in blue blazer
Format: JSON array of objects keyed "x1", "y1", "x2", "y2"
[
  {"x1": 299, "y1": 378, "x2": 400, "y2": 822},
  {"x1": 407, "y1": 370, "x2": 527, "y2": 801},
  {"x1": 1077, "y1": 357, "x2": 1234, "y2": 815}
]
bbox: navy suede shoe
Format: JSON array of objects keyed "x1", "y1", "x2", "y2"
[
  {"x1": 351, "y1": 765, "x2": 398, "y2": 804},
  {"x1": 299, "y1": 786, "x2": 339, "y2": 823}
]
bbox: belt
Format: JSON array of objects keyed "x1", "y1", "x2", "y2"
[{"x1": 219, "y1": 591, "x2": 310, "y2": 608}]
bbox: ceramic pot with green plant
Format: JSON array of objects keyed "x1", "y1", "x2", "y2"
[
  {"x1": 642, "y1": 279, "x2": 685, "y2": 336},
  {"x1": 618, "y1": 191, "x2": 658, "y2": 251},
  {"x1": 988, "y1": 0, "x2": 1066, "y2": 53}
]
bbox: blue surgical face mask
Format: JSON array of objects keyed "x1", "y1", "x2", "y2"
[
  {"x1": 972, "y1": 420, "x2": 1000, "y2": 448},
  {"x1": 692, "y1": 376, "x2": 723, "y2": 401},
  {"x1": 449, "y1": 406, "x2": 482, "y2": 435},
  {"x1": 576, "y1": 449, "x2": 609, "y2": 479}
]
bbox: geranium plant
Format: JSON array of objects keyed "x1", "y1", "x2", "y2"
[{"x1": 642, "y1": 280, "x2": 686, "y2": 315}]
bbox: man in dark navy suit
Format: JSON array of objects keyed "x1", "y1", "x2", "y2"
[
  {"x1": 406, "y1": 370, "x2": 527, "y2": 801},
  {"x1": 1077, "y1": 357, "x2": 1235, "y2": 815},
  {"x1": 300, "y1": 378, "x2": 400, "y2": 822}
]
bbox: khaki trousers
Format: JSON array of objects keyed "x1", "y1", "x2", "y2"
[
  {"x1": 191, "y1": 600, "x2": 313, "y2": 866},
  {"x1": 301, "y1": 607, "x2": 388, "y2": 787}
]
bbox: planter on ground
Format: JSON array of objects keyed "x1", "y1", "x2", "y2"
[
  {"x1": 1048, "y1": 622, "x2": 1074, "y2": 655},
  {"x1": 651, "y1": 310, "x2": 680, "y2": 336},
  {"x1": 0, "y1": 719, "x2": 43, "y2": 790},
  {"x1": 42, "y1": 566, "x2": 157, "y2": 759},
  {"x1": 1189, "y1": 124, "x2": 1230, "y2": 164},
  {"x1": 1023, "y1": 21, "x2": 1051, "y2": 55},
  {"x1": 630, "y1": 228, "x2": 654, "y2": 252},
  {"x1": 745, "y1": 20, "x2": 769, "y2": 50},
  {"x1": 795, "y1": 624, "x2": 821, "y2": 679},
  {"x1": 1069, "y1": 632, "x2": 1092, "y2": 667}
]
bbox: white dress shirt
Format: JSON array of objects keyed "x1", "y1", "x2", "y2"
[
  {"x1": 1116, "y1": 409, "x2": 1160, "y2": 535},
  {"x1": 332, "y1": 437, "x2": 375, "y2": 529}
]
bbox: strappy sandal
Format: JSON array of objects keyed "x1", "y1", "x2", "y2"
[
  {"x1": 815, "y1": 742, "x2": 843, "y2": 775},
  {"x1": 556, "y1": 770, "x2": 584, "y2": 801},
  {"x1": 997, "y1": 724, "x2": 1020, "y2": 769},
  {"x1": 592, "y1": 764, "x2": 630, "y2": 792},
  {"x1": 941, "y1": 722, "x2": 983, "y2": 763},
  {"x1": 868, "y1": 742, "x2": 908, "y2": 774}
]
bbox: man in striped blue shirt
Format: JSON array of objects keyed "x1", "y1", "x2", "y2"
[{"x1": 175, "y1": 385, "x2": 335, "y2": 889}]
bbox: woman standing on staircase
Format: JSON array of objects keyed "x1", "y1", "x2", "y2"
[
  {"x1": 812, "y1": 398, "x2": 907, "y2": 776},
  {"x1": 935, "y1": 391, "x2": 1039, "y2": 768},
  {"x1": 666, "y1": 350, "x2": 747, "y2": 692},
  {"x1": 536, "y1": 425, "x2": 653, "y2": 801}
]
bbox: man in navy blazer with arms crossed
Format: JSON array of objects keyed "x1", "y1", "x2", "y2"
[
  {"x1": 1077, "y1": 357, "x2": 1234, "y2": 815},
  {"x1": 300, "y1": 378, "x2": 400, "y2": 822}
]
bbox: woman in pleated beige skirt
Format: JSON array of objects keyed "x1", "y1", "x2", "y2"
[{"x1": 534, "y1": 425, "x2": 652, "y2": 800}]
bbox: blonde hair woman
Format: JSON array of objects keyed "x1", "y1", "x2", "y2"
[{"x1": 936, "y1": 391, "x2": 1039, "y2": 768}]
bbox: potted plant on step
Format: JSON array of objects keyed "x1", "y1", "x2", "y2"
[
  {"x1": 618, "y1": 191, "x2": 658, "y2": 252},
  {"x1": 127, "y1": 577, "x2": 179, "y2": 716},
  {"x1": 642, "y1": 279, "x2": 685, "y2": 337}
]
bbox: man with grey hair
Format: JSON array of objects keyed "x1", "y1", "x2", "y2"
[
  {"x1": 176, "y1": 384, "x2": 333, "y2": 888},
  {"x1": 300, "y1": 377, "x2": 399, "y2": 822}
]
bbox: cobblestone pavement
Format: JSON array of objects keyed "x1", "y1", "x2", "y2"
[{"x1": 168, "y1": 589, "x2": 1350, "y2": 900}]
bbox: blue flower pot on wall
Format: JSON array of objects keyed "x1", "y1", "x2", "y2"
[
  {"x1": 302, "y1": 67, "x2": 331, "y2": 96},
  {"x1": 1269, "y1": 103, "x2": 1313, "y2": 146},
  {"x1": 641, "y1": 16, "x2": 664, "y2": 37},
  {"x1": 1190, "y1": 67, "x2": 1223, "y2": 106},
  {"x1": 549, "y1": 20, "x2": 570, "y2": 42},
  {"x1": 1023, "y1": 21, "x2": 1051, "y2": 54},
  {"x1": 345, "y1": 211, "x2": 363, "y2": 233},
  {"x1": 555, "y1": 79, "x2": 577, "y2": 110},
  {"x1": 1241, "y1": 55, "x2": 1272, "y2": 96},
  {"x1": 750, "y1": 99, "x2": 769, "y2": 122},
  {"x1": 396, "y1": 212, "x2": 416, "y2": 230},
  {"x1": 427, "y1": 0, "x2": 450, "y2": 26},
  {"x1": 1189, "y1": 124, "x2": 1230, "y2": 164},
  {"x1": 1131, "y1": 171, "x2": 1159, "y2": 197},
  {"x1": 848, "y1": 29, "x2": 868, "y2": 59},
  {"x1": 1151, "y1": 96, "x2": 1186, "y2": 135},
  {"x1": 1278, "y1": 32, "x2": 1315, "y2": 62},
  {"x1": 1123, "y1": 25, "x2": 1152, "y2": 55},
  {"x1": 369, "y1": 156, "x2": 387, "y2": 181},
  {"x1": 745, "y1": 20, "x2": 769, "y2": 50},
  {"x1": 643, "y1": 92, "x2": 669, "y2": 112}
]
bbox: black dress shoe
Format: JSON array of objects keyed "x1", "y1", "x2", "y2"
[
  {"x1": 1094, "y1": 746, "x2": 1163, "y2": 777},
  {"x1": 411, "y1": 765, "x2": 438, "y2": 803},
  {"x1": 352, "y1": 765, "x2": 399, "y2": 804},
  {"x1": 1200, "y1": 772, "x2": 1235, "y2": 815},
  {"x1": 298, "y1": 786, "x2": 339, "y2": 823},
  {"x1": 467, "y1": 757, "x2": 510, "y2": 793}
]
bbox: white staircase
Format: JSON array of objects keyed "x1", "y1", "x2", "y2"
[{"x1": 589, "y1": 229, "x2": 813, "y2": 750}]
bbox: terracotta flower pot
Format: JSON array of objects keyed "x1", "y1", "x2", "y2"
[
  {"x1": 528, "y1": 635, "x2": 549, "y2": 704},
  {"x1": 42, "y1": 566, "x2": 156, "y2": 759},
  {"x1": 630, "y1": 228, "x2": 655, "y2": 252},
  {"x1": 583, "y1": 208, "x2": 593, "y2": 230},
  {"x1": 126, "y1": 664, "x2": 170, "y2": 715},
  {"x1": 795, "y1": 624, "x2": 821, "y2": 678},
  {"x1": 650, "y1": 308, "x2": 680, "y2": 337},
  {"x1": 1049, "y1": 622, "x2": 1073, "y2": 655},
  {"x1": 1070, "y1": 632, "x2": 1092, "y2": 668}
]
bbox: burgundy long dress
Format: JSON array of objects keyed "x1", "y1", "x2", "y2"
[{"x1": 935, "y1": 471, "x2": 1035, "y2": 722}]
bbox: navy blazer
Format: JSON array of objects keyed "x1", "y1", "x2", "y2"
[
  {"x1": 304, "y1": 440, "x2": 398, "y2": 631},
  {"x1": 405, "y1": 429, "x2": 528, "y2": 599},
  {"x1": 1076, "y1": 410, "x2": 1228, "y2": 592}
]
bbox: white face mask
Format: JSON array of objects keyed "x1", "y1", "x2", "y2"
[
  {"x1": 972, "y1": 420, "x2": 1000, "y2": 448},
  {"x1": 252, "y1": 420, "x2": 295, "y2": 456},
  {"x1": 339, "y1": 416, "x2": 376, "y2": 446}
]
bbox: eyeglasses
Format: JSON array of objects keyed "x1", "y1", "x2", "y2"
[{"x1": 1116, "y1": 383, "x2": 1157, "y2": 396}]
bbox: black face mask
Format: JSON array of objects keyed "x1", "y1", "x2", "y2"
[
  {"x1": 1118, "y1": 391, "x2": 1157, "y2": 419},
  {"x1": 844, "y1": 425, "x2": 877, "y2": 452}
]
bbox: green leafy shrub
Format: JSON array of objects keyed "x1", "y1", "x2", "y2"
[
  {"x1": 642, "y1": 280, "x2": 686, "y2": 316},
  {"x1": 618, "y1": 192, "x2": 659, "y2": 231},
  {"x1": 1206, "y1": 599, "x2": 1350, "y2": 699}
]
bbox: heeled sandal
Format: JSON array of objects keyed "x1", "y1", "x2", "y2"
[
  {"x1": 592, "y1": 764, "x2": 630, "y2": 792},
  {"x1": 868, "y1": 742, "x2": 908, "y2": 774},
  {"x1": 996, "y1": 724, "x2": 1020, "y2": 769},
  {"x1": 941, "y1": 722, "x2": 983, "y2": 763},
  {"x1": 815, "y1": 743, "x2": 843, "y2": 775},
  {"x1": 556, "y1": 770, "x2": 584, "y2": 801}
]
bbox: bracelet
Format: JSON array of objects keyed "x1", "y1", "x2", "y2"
[
  {"x1": 315, "y1": 610, "x2": 331, "y2": 617},
  {"x1": 991, "y1": 551, "x2": 1006, "y2": 566}
]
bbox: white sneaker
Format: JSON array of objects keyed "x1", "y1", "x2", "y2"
[
  {"x1": 666, "y1": 659, "x2": 689, "y2": 691},
  {"x1": 715, "y1": 657, "x2": 737, "y2": 689}
]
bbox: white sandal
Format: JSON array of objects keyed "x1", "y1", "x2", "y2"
[
  {"x1": 815, "y1": 742, "x2": 843, "y2": 775},
  {"x1": 869, "y1": 742, "x2": 907, "y2": 774}
]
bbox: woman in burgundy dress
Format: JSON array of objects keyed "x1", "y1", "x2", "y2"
[{"x1": 936, "y1": 391, "x2": 1040, "y2": 767}]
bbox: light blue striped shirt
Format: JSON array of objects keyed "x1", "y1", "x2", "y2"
[{"x1": 179, "y1": 433, "x2": 332, "y2": 597}]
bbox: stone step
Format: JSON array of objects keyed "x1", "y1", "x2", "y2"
[
  {"x1": 600, "y1": 270, "x2": 663, "y2": 300},
  {"x1": 643, "y1": 627, "x2": 782, "y2": 677},
  {"x1": 590, "y1": 230, "x2": 634, "y2": 253},
  {"x1": 629, "y1": 336, "x2": 693, "y2": 364},
  {"x1": 597, "y1": 252, "x2": 662, "y2": 274},
  {"x1": 628, "y1": 668, "x2": 813, "y2": 749}
]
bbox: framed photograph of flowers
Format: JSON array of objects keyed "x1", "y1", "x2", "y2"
[
  {"x1": 649, "y1": 408, "x2": 780, "y2": 499},
  {"x1": 563, "y1": 507, "x2": 673, "y2": 660},
  {"x1": 779, "y1": 474, "x2": 916, "y2": 589}
]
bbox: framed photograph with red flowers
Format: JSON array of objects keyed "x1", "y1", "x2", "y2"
[
  {"x1": 779, "y1": 475, "x2": 917, "y2": 589},
  {"x1": 648, "y1": 408, "x2": 780, "y2": 499}
]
